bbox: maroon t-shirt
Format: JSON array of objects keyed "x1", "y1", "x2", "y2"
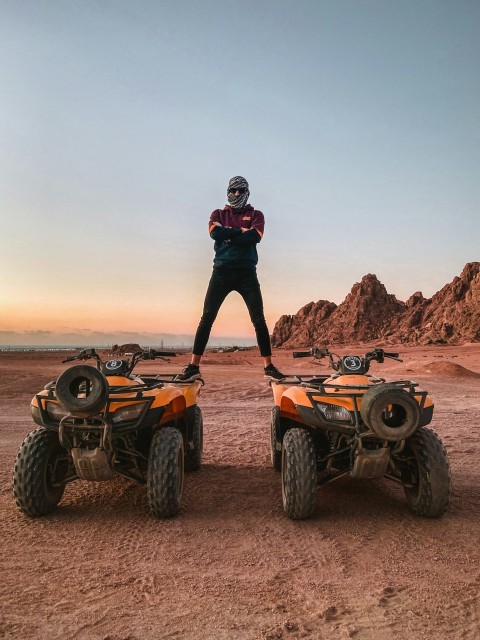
[
  {"x1": 209, "y1": 204, "x2": 265, "y2": 236},
  {"x1": 208, "y1": 204, "x2": 264, "y2": 269}
]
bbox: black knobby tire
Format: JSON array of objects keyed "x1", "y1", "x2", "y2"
[
  {"x1": 55, "y1": 365, "x2": 108, "y2": 417},
  {"x1": 402, "y1": 427, "x2": 451, "y2": 518},
  {"x1": 270, "y1": 407, "x2": 282, "y2": 472},
  {"x1": 281, "y1": 428, "x2": 317, "y2": 520},
  {"x1": 147, "y1": 427, "x2": 184, "y2": 518},
  {"x1": 185, "y1": 406, "x2": 203, "y2": 472},
  {"x1": 13, "y1": 427, "x2": 67, "y2": 517},
  {"x1": 360, "y1": 383, "x2": 420, "y2": 441}
]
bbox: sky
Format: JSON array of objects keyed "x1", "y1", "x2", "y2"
[{"x1": 1, "y1": 0, "x2": 479, "y2": 346}]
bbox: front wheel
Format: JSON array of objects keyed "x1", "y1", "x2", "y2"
[
  {"x1": 401, "y1": 427, "x2": 450, "y2": 517},
  {"x1": 147, "y1": 427, "x2": 184, "y2": 518},
  {"x1": 13, "y1": 427, "x2": 68, "y2": 517},
  {"x1": 281, "y1": 428, "x2": 317, "y2": 520}
]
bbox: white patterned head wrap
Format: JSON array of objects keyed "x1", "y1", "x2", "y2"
[{"x1": 227, "y1": 176, "x2": 250, "y2": 209}]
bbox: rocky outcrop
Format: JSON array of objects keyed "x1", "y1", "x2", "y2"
[
  {"x1": 272, "y1": 300, "x2": 337, "y2": 348},
  {"x1": 272, "y1": 262, "x2": 480, "y2": 347},
  {"x1": 324, "y1": 274, "x2": 405, "y2": 344},
  {"x1": 388, "y1": 262, "x2": 480, "y2": 344},
  {"x1": 111, "y1": 343, "x2": 142, "y2": 355}
]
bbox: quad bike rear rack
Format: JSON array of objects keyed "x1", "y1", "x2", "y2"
[
  {"x1": 104, "y1": 374, "x2": 205, "y2": 395},
  {"x1": 270, "y1": 374, "x2": 330, "y2": 385},
  {"x1": 271, "y1": 374, "x2": 421, "y2": 391}
]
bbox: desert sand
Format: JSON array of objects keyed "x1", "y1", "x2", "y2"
[{"x1": 1, "y1": 345, "x2": 479, "y2": 639}]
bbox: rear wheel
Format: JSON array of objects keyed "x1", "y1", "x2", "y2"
[
  {"x1": 147, "y1": 427, "x2": 184, "y2": 518},
  {"x1": 401, "y1": 427, "x2": 450, "y2": 517},
  {"x1": 281, "y1": 428, "x2": 317, "y2": 520},
  {"x1": 185, "y1": 406, "x2": 203, "y2": 472},
  {"x1": 13, "y1": 427, "x2": 68, "y2": 517},
  {"x1": 270, "y1": 407, "x2": 282, "y2": 472}
]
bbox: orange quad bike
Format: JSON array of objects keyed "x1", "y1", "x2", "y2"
[
  {"x1": 269, "y1": 348, "x2": 451, "y2": 520},
  {"x1": 13, "y1": 348, "x2": 203, "y2": 518}
]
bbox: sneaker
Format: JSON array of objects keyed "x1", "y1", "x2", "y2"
[
  {"x1": 264, "y1": 363, "x2": 286, "y2": 381},
  {"x1": 175, "y1": 363, "x2": 202, "y2": 381}
]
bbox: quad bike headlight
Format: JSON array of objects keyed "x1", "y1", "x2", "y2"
[
  {"x1": 111, "y1": 402, "x2": 148, "y2": 424},
  {"x1": 45, "y1": 401, "x2": 70, "y2": 421},
  {"x1": 315, "y1": 402, "x2": 352, "y2": 424}
]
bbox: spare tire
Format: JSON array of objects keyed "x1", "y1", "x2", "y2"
[
  {"x1": 55, "y1": 365, "x2": 108, "y2": 417},
  {"x1": 360, "y1": 383, "x2": 420, "y2": 441}
]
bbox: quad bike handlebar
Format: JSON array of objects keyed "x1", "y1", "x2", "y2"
[
  {"x1": 140, "y1": 349, "x2": 176, "y2": 360},
  {"x1": 292, "y1": 347, "x2": 402, "y2": 374},
  {"x1": 293, "y1": 349, "x2": 330, "y2": 359},
  {"x1": 62, "y1": 348, "x2": 176, "y2": 374},
  {"x1": 62, "y1": 348, "x2": 100, "y2": 364},
  {"x1": 364, "y1": 349, "x2": 401, "y2": 363}
]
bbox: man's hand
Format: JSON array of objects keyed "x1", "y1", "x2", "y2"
[
  {"x1": 213, "y1": 222, "x2": 234, "y2": 229},
  {"x1": 241, "y1": 227, "x2": 249, "y2": 232}
]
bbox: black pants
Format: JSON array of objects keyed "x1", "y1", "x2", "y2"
[{"x1": 193, "y1": 268, "x2": 272, "y2": 357}]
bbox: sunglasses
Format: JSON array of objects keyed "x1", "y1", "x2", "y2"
[{"x1": 228, "y1": 187, "x2": 247, "y2": 195}]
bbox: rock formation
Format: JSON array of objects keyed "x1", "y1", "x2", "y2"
[
  {"x1": 389, "y1": 262, "x2": 480, "y2": 344},
  {"x1": 110, "y1": 343, "x2": 142, "y2": 355},
  {"x1": 272, "y1": 262, "x2": 480, "y2": 347},
  {"x1": 273, "y1": 300, "x2": 337, "y2": 348}
]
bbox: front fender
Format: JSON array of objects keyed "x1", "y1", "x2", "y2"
[
  {"x1": 168, "y1": 380, "x2": 203, "y2": 409},
  {"x1": 279, "y1": 386, "x2": 311, "y2": 423},
  {"x1": 157, "y1": 389, "x2": 187, "y2": 425}
]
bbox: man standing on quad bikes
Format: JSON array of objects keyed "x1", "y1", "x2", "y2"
[{"x1": 177, "y1": 176, "x2": 284, "y2": 382}]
